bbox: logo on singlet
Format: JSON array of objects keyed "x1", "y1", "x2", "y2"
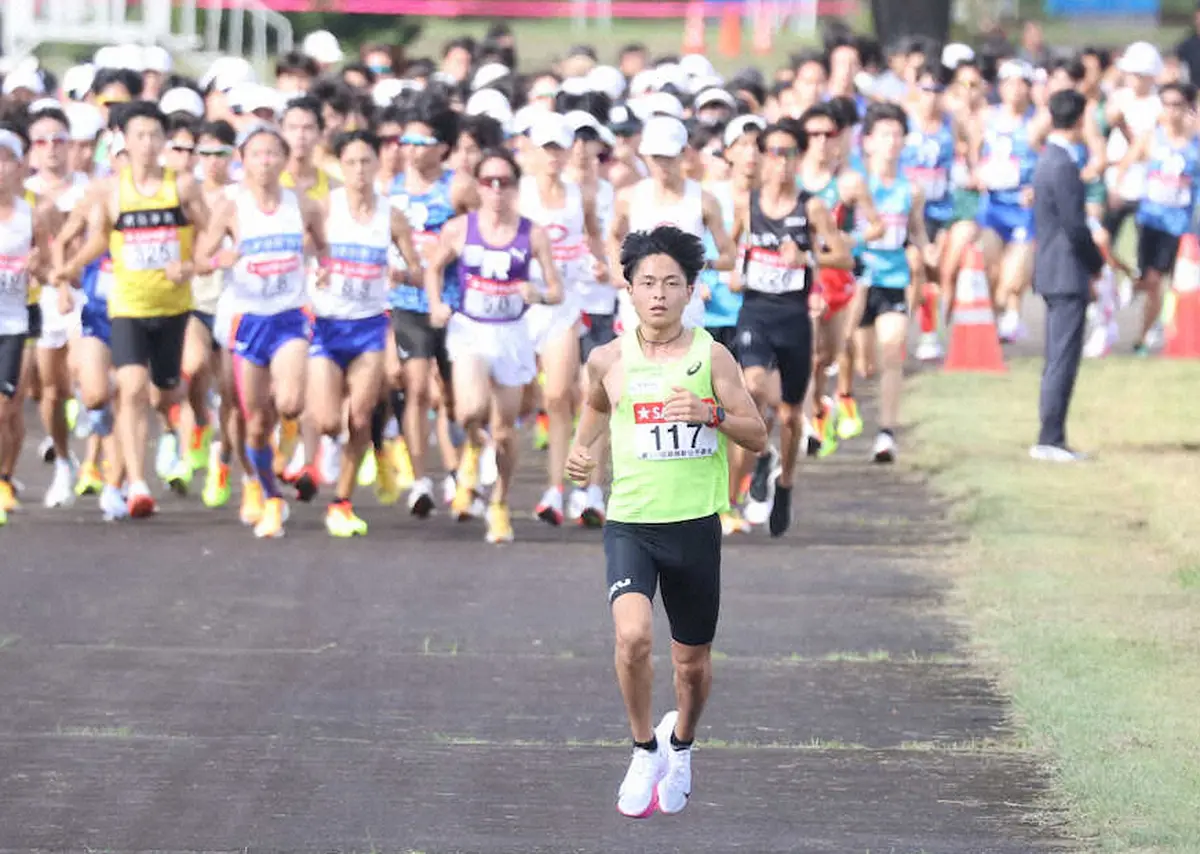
[{"x1": 686, "y1": 361, "x2": 701, "y2": 376}]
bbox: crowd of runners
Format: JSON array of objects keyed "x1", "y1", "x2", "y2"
[{"x1": 0, "y1": 25, "x2": 1189, "y2": 541}]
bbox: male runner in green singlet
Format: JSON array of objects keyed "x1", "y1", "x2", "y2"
[{"x1": 566, "y1": 225, "x2": 767, "y2": 819}]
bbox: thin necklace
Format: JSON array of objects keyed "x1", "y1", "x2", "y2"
[{"x1": 637, "y1": 325, "x2": 685, "y2": 353}]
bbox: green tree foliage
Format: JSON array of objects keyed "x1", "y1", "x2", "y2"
[{"x1": 281, "y1": 11, "x2": 424, "y2": 56}]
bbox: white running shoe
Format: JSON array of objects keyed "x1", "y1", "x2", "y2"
[
  {"x1": 479, "y1": 442, "x2": 498, "y2": 488},
  {"x1": 566, "y1": 487, "x2": 588, "y2": 523},
  {"x1": 914, "y1": 332, "x2": 943, "y2": 362},
  {"x1": 441, "y1": 474, "x2": 457, "y2": 506},
  {"x1": 617, "y1": 742, "x2": 668, "y2": 818},
  {"x1": 44, "y1": 459, "x2": 76, "y2": 508},
  {"x1": 535, "y1": 486, "x2": 564, "y2": 526},
  {"x1": 38, "y1": 435, "x2": 55, "y2": 464},
  {"x1": 99, "y1": 484, "x2": 128, "y2": 521},
  {"x1": 997, "y1": 309, "x2": 1021, "y2": 343},
  {"x1": 654, "y1": 711, "x2": 692, "y2": 815},
  {"x1": 1083, "y1": 321, "x2": 1111, "y2": 359},
  {"x1": 318, "y1": 435, "x2": 341, "y2": 487},
  {"x1": 872, "y1": 432, "x2": 897, "y2": 464},
  {"x1": 408, "y1": 476, "x2": 435, "y2": 518},
  {"x1": 582, "y1": 484, "x2": 606, "y2": 527},
  {"x1": 155, "y1": 433, "x2": 179, "y2": 481}
]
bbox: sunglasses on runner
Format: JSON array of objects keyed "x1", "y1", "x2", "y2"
[
  {"x1": 401, "y1": 133, "x2": 439, "y2": 147},
  {"x1": 804, "y1": 128, "x2": 836, "y2": 139},
  {"x1": 765, "y1": 145, "x2": 798, "y2": 159},
  {"x1": 197, "y1": 145, "x2": 234, "y2": 157},
  {"x1": 379, "y1": 134, "x2": 403, "y2": 146},
  {"x1": 32, "y1": 133, "x2": 69, "y2": 147},
  {"x1": 478, "y1": 174, "x2": 517, "y2": 190},
  {"x1": 167, "y1": 141, "x2": 195, "y2": 153}
]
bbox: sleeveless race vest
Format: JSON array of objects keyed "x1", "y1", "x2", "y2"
[
  {"x1": 108, "y1": 167, "x2": 194, "y2": 318},
  {"x1": 902, "y1": 116, "x2": 955, "y2": 223},
  {"x1": 281, "y1": 167, "x2": 330, "y2": 202},
  {"x1": 313, "y1": 187, "x2": 391, "y2": 320},
  {"x1": 519, "y1": 176, "x2": 587, "y2": 290},
  {"x1": 742, "y1": 189, "x2": 814, "y2": 301},
  {"x1": 0, "y1": 196, "x2": 33, "y2": 336},
  {"x1": 457, "y1": 213, "x2": 534, "y2": 324},
  {"x1": 863, "y1": 173, "x2": 914, "y2": 290},
  {"x1": 701, "y1": 179, "x2": 742, "y2": 328},
  {"x1": 227, "y1": 187, "x2": 307, "y2": 316},
  {"x1": 627, "y1": 178, "x2": 706, "y2": 325},
  {"x1": 390, "y1": 169, "x2": 459, "y2": 312},
  {"x1": 607, "y1": 327, "x2": 729, "y2": 524},
  {"x1": 576, "y1": 177, "x2": 618, "y2": 315},
  {"x1": 1136, "y1": 127, "x2": 1200, "y2": 237},
  {"x1": 979, "y1": 107, "x2": 1038, "y2": 207}
]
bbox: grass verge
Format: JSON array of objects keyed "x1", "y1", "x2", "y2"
[{"x1": 905, "y1": 357, "x2": 1200, "y2": 854}]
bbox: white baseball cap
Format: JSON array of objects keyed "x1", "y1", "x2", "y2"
[
  {"x1": 93, "y1": 46, "x2": 123, "y2": 70},
  {"x1": 1118, "y1": 41, "x2": 1163, "y2": 78},
  {"x1": 529, "y1": 112, "x2": 574, "y2": 149},
  {"x1": 510, "y1": 103, "x2": 547, "y2": 136},
  {"x1": 722, "y1": 114, "x2": 766, "y2": 149},
  {"x1": 62, "y1": 64, "x2": 96, "y2": 101},
  {"x1": 303, "y1": 30, "x2": 344, "y2": 65},
  {"x1": 66, "y1": 102, "x2": 105, "y2": 141},
  {"x1": 565, "y1": 109, "x2": 615, "y2": 147},
  {"x1": 638, "y1": 115, "x2": 688, "y2": 158},
  {"x1": 201, "y1": 56, "x2": 256, "y2": 92},
  {"x1": 465, "y1": 88, "x2": 514, "y2": 124},
  {"x1": 471, "y1": 62, "x2": 510, "y2": 92},
  {"x1": 629, "y1": 69, "x2": 658, "y2": 98},
  {"x1": 2, "y1": 67, "x2": 45, "y2": 96},
  {"x1": 586, "y1": 65, "x2": 626, "y2": 101},
  {"x1": 109, "y1": 130, "x2": 126, "y2": 157},
  {"x1": 372, "y1": 77, "x2": 417, "y2": 108},
  {"x1": 678, "y1": 54, "x2": 716, "y2": 80},
  {"x1": 695, "y1": 88, "x2": 736, "y2": 110},
  {"x1": 159, "y1": 87, "x2": 205, "y2": 118},
  {"x1": 642, "y1": 91, "x2": 685, "y2": 119},
  {"x1": 142, "y1": 45, "x2": 172, "y2": 74},
  {"x1": 998, "y1": 60, "x2": 1034, "y2": 83},
  {"x1": 230, "y1": 84, "x2": 280, "y2": 118},
  {"x1": 29, "y1": 97, "x2": 61, "y2": 114},
  {"x1": 688, "y1": 73, "x2": 725, "y2": 96},
  {"x1": 941, "y1": 43, "x2": 975, "y2": 70}
]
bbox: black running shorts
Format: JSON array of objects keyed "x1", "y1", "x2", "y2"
[
  {"x1": 110, "y1": 313, "x2": 189, "y2": 390},
  {"x1": 603, "y1": 514, "x2": 722, "y2": 646},
  {"x1": 391, "y1": 309, "x2": 451, "y2": 383},
  {"x1": 0, "y1": 333, "x2": 23, "y2": 398},
  {"x1": 735, "y1": 302, "x2": 814, "y2": 405}
]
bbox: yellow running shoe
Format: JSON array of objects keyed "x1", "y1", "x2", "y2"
[
  {"x1": 374, "y1": 449, "x2": 400, "y2": 506},
  {"x1": 75, "y1": 462, "x2": 103, "y2": 496},
  {"x1": 485, "y1": 501, "x2": 514, "y2": 544},
  {"x1": 326, "y1": 501, "x2": 368, "y2": 537},
  {"x1": 187, "y1": 425, "x2": 212, "y2": 472},
  {"x1": 65, "y1": 397, "x2": 80, "y2": 434},
  {"x1": 836, "y1": 395, "x2": 864, "y2": 441},
  {"x1": 389, "y1": 438, "x2": 415, "y2": 489},
  {"x1": 202, "y1": 463, "x2": 232, "y2": 509},
  {"x1": 0, "y1": 479, "x2": 18, "y2": 513},
  {"x1": 458, "y1": 442, "x2": 481, "y2": 492},
  {"x1": 532, "y1": 411, "x2": 549, "y2": 451},
  {"x1": 451, "y1": 482, "x2": 476, "y2": 521},
  {"x1": 240, "y1": 479, "x2": 265, "y2": 526},
  {"x1": 0, "y1": 506, "x2": 6, "y2": 526},
  {"x1": 254, "y1": 497, "x2": 288, "y2": 539},
  {"x1": 720, "y1": 508, "x2": 752, "y2": 536},
  {"x1": 356, "y1": 448, "x2": 377, "y2": 487}
]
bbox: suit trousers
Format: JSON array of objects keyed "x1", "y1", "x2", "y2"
[{"x1": 1038, "y1": 294, "x2": 1088, "y2": 448}]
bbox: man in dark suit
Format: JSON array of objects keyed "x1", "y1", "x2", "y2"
[{"x1": 1030, "y1": 89, "x2": 1105, "y2": 462}]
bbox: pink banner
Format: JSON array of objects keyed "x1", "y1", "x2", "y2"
[{"x1": 234, "y1": 0, "x2": 856, "y2": 18}]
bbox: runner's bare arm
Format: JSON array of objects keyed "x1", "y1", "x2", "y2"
[
  {"x1": 299, "y1": 196, "x2": 328, "y2": 257},
  {"x1": 193, "y1": 195, "x2": 237, "y2": 274},
  {"x1": 806, "y1": 197, "x2": 851, "y2": 270},
  {"x1": 709, "y1": 343, "x2": 768, "y2": 454},
  {"x1": 841, "y1": 172, "x2": 885, "y2": 242},
  {"x1": 581, "y1": 185, "x2": 609, "y2": 280},
  {"x1": 390, "y1": 208, "x2": 422, "y2": 281},
  {"x1": 702, "y1": 189, "x2": 736, "y2": 271},
  {"x1": 907, "y1": 186, "x2": 930, "y2": 253},
  {"x1": 1114, "y1": 131, "x2": 1149, "y2": 188},
  {"x1": 567, "y1": 341, "x2": 618, "y2": 484},
  {"x1": 1028, "y1": 111, "x2": 1052, "y2": 149},
  {"x1": 58, "y1": 180, "x2": 115, "y2": 281},
  {"x1": 177, "y1": 173, "x2": 210, "y2": 238},
  {"x1": 530, "y1": 224, "x2": 564, "y2": 306},
  {"x1": 966, "y1": 112, "x2": 986, "y2": 185},
  {"x1": 607, "y1": 188, "x2": 631, "y2": 286},
  {"x1": 30, "y1": 204, "x2": 56, "y2": 284},
  {"x1": 1081, "y1": 107, "x2": 1108, "y2": 180},
  {"x1": 51, "y1": 181, "x2": 102, "y2": 270},
  {"x1": 425, "y1": 214, "x2": 466, "y2": 324}
]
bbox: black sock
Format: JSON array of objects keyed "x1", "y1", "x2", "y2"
[
  {"x1": 669, "y1": 731, "x2": 693, "y2": 751},
  {"x1": 881, "y1": 427, "x2": 894, "y2": 438},
  {"x1": 370, "y1": 402, "x2": 387, "y2": 452},
  {"x1": 389, "y1": 389, "x2": 406, "y2": 426},
  {"x1": 634, "y1": 735, "x2": 658, "y2": 752},
  {"x1": 330, "y1": 496, "x2": 351, "y2": 508}
]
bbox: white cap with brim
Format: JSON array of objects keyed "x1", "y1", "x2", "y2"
[
  {"x1": 472, "y1": 62, "x2": 510, "y2": 92},
  {"x1": 998, "y1": 60, "x2": 1034, "y2": 83},
  {"x1": 642, "y1": 91, "x2": 684, "y2": 120},
  {"x1": 529, "y1": 112, "x2": 574, "y2": 149},
  {"x1": 586, "y1": 65, "x2": 626, "y2": 101},
  {"x1": 2, "y1": 68, "x2": 45, "y2": 96},
  {"x1": 303, "y1": 30, "x2": 344, "y2": 65},
  {"x1": 695, "y1": 88, "x2": 736, "y2": 110},
  {"x1": 372, "y1": 77, "x2": 414, "y2": 107},
  {"x1": 201, "y1": 57, "x2": 257, "y2": 93},
  {"x1": 236, "y1": 122, "x2": 285, "y2": 150},
  {"x1": 722, "y1": 114, "x2": 766, "y2": 149},
  {"x1": 465, "y1": 88, "x2": 514, "y2": 124},
  {"x1": 1118, "y1": 41, "x2": 1163, "y2": 77},
  {"x1": 66, "y1": 102, "x2": 105, "y2": 142},
  {"x1": 231, "y1": 84, "x2": 281, "y2": 118},
  {"x1": 629, "y1": 69, "x2": 658, "y2": 98},
  {"x1": 29, "y1": 97, "x2": 61, "y2": 114},
  {"x1": 142, "y1": 46, "x2": 172, "y2": 74},
  {"x1": 159, "y1": 87, "x2": 205, "y2": 118},
  {"x1": 638, "y1": 116, "x2": 688, "y2": 158},
  {"x1": 62, "y1": 64, "x2": 96, "y2": 101},
  {"x1": 941, "y1": 43, "x2": 975, "y2": 70},
  {"x1": 565, "y1": 109, "x2": 615, "y2": 147},
  {"x1": 510, "y1": 104, "x2": 547, "y2": 136}
]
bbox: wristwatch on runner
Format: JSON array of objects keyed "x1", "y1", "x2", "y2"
[{"x1": 707, "y1": 404, "x2": 726, "y2": 429}]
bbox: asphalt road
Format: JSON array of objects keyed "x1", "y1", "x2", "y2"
[{"x1": 0, "y1": 386, "x2": 1069, "y2": 854}]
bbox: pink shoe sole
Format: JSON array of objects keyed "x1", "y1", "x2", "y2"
[{"x1": 617, "y1": 790, "x2": 659, "y2": 819}]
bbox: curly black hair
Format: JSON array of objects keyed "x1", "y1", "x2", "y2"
[{"x1": 620, "y1": 225, "x2": 706, "y2": 287}]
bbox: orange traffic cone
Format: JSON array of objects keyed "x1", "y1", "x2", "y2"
[
  {"x1": 753, "y1": 2, "x2": 774, "y2": 55},
  {"x1": 717, "y1": 4, "x2": 742, "y2": 58},
  {"x1": 683, "y1": 1, "x2": 706, "y2": 55},
  {"x1": 1165, "y1": 232, "x2": 1200, "y2": 358},
  {"x1": 944, "y1": 243, "x2": 1007, "y2": 373}
]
